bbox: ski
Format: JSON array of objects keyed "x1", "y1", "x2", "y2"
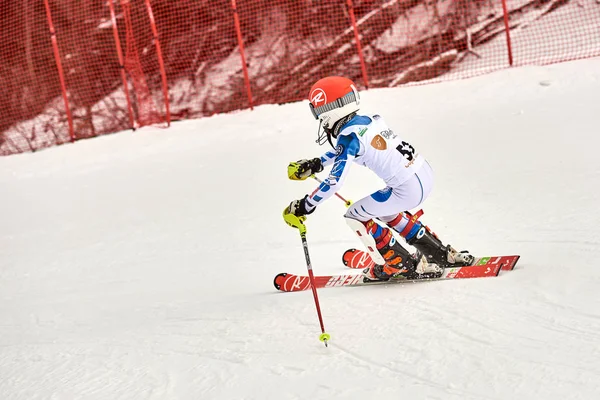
[
  {"x1": 342, "y1": 248, "x2": 520, "y2": 272},
  {"x1": 273, "y1": 254, "x2": 519, "y2": 292}
]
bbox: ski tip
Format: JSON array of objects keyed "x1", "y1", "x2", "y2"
[{"x1": 273, "y1": 272, "x2": 287, "y2": 291}]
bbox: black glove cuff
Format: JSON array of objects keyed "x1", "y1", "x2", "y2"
[
  {"x1": 310, "y1": 158, "x2": 324, "y2": 173},
  {"x1": 300, "y1": 195, "x2": 316, "y2": 215}
]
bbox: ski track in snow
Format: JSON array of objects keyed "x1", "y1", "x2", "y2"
[{"x1": 2, "y1": 57, "x2": 600, "y2": 399}]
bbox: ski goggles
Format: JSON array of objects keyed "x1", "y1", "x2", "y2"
[{"x1": 309, "y1": 90, "x2": 359, "y2": 120}]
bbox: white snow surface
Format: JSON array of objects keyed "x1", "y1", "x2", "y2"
[{"x1": 2, "y1": 57, "x2": 600, "y2": 400}]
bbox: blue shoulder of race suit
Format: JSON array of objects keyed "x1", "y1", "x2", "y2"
[
  {"x1": 326, "y1": 128, "x2": 363, "y2": 183},
  {"x1": 319, "y1": 115, "x2": 372, "y2": 164},
  {"x1": 335, "y1": 133, "x2": 360, "y2": 159},
  {"x1": 307, "y1": 115, "x2": 373, "y2": 208},
  {"x1": 336, "y1": 114, "x2": 371, "y2": 158}
]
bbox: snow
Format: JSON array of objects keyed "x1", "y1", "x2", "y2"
[{"x1": 2, "y1": 57, "x2": 600, "y2": 399}]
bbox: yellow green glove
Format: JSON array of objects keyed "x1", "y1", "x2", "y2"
[
  {"x1": 283, "y1": 207, "x2": 306, "y2": 232},
  {"x1": 283, "y1": 195, "x2": 315, "y2": 230},
  {"x1": 287, "y1": 158, "x2": 323, "y2": 181}
]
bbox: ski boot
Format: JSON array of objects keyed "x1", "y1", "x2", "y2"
[
  {"x1": 361, "y1": 222, "x2": 443, "y2": 281},
  {"x1": 407, "y1": 225, "x2": 475, "y2": 268}
]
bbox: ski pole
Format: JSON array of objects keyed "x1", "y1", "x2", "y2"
[
  {"x1": 283, "y1": 212, "x2": 331, "y2": 347},
  {"x1": 311, "y1": 175, "x2": 353, "y2": 207}
]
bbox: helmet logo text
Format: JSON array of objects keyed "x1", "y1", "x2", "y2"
[{"x1": 310, "y1": 88, "x2": 327, "y2": 106}]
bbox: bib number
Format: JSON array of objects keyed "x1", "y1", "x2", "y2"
[{"x1": 396, "y1": 141, "x2": 415, "y2": 161}]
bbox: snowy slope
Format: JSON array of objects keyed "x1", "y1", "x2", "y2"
[{"x1": 2, "y1": 57, "x2": 600, "y2": 400}]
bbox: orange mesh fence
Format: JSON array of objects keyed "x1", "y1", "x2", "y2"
[{"x1": 1, "y1": 0, "x2": 599, "y2": 155}]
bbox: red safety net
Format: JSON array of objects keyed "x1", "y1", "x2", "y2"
[{"x1": 1, "y1": 0, "x2": 599, "y2": 155}]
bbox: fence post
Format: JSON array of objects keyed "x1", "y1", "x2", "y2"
[
  {"x1": 144, "y1": 0, "x2": 172, "y2": 126},
  {"x1": 43, "y1": 0, "x2": 75, "y2": 142},
  {"x1": 346, "y1": 0, "x2": 369, "y2": 89},
  {"x1": 231, "y1": 0, "x2": 254, "y2": 110},
  {"x1": 501, "y1": 0, "x2": 514, "y2": 66},
  {"x1": 108, "y1": 0, "x2": 137, "y2": 130}
]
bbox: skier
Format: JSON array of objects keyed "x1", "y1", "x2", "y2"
[{"x1": 283, "y1": 76, "x2": 474, "y2": 281}]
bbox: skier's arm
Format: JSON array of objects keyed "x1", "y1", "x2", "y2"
[
  {"x1": 305, "y1": 133, "x2": 360, "y2": 211},
  {"x1": 287, "y1": 158, "x2": 323, "y2": 180},
  {"x1": 319, "y1": 150, "x2": 338, "y2": 167},
  {"x1": 287, "y1": 148, "x2": 343, "y2": 181}
]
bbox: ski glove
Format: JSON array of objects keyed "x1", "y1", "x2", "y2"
[
  {"x1": 285, "y1": 195, "x2": 316, "y2": 218},
  {"x1": 287, "y1": 158, "x2": 323, "y2": 181}
]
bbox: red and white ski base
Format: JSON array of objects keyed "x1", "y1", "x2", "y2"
[
  {"x1": 342, "y1": 248, "x2": 519, "y2": 272},
  {"x1": 273, "y1": 251, "x2": 520, "y2": 293}
]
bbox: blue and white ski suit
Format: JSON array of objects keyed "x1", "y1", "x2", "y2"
[{"x1": 305, "y1": 113, "x2": 435, "y2": 233}]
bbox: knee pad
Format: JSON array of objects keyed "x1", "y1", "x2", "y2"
[{"x1": 344, "y1": 217, "x2": 387, "y2": 265}]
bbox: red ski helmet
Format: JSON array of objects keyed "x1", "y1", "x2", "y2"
[{"x1": 308, "y1": 76, "x2": 360, "y2": 145}]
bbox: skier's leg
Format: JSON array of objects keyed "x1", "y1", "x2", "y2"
[
  {"x1": 345, "y1": 216, "x2": 420, "y2": 280},
  {"x1": 383, "y1": 212, "x2": 473, "y2": 267},
  {"x1": 379, "y1": 163, "x2": 474, "y2": 267},
  {"x1": 344, "y1": 182, "x2": 437, "y2": 280}
]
